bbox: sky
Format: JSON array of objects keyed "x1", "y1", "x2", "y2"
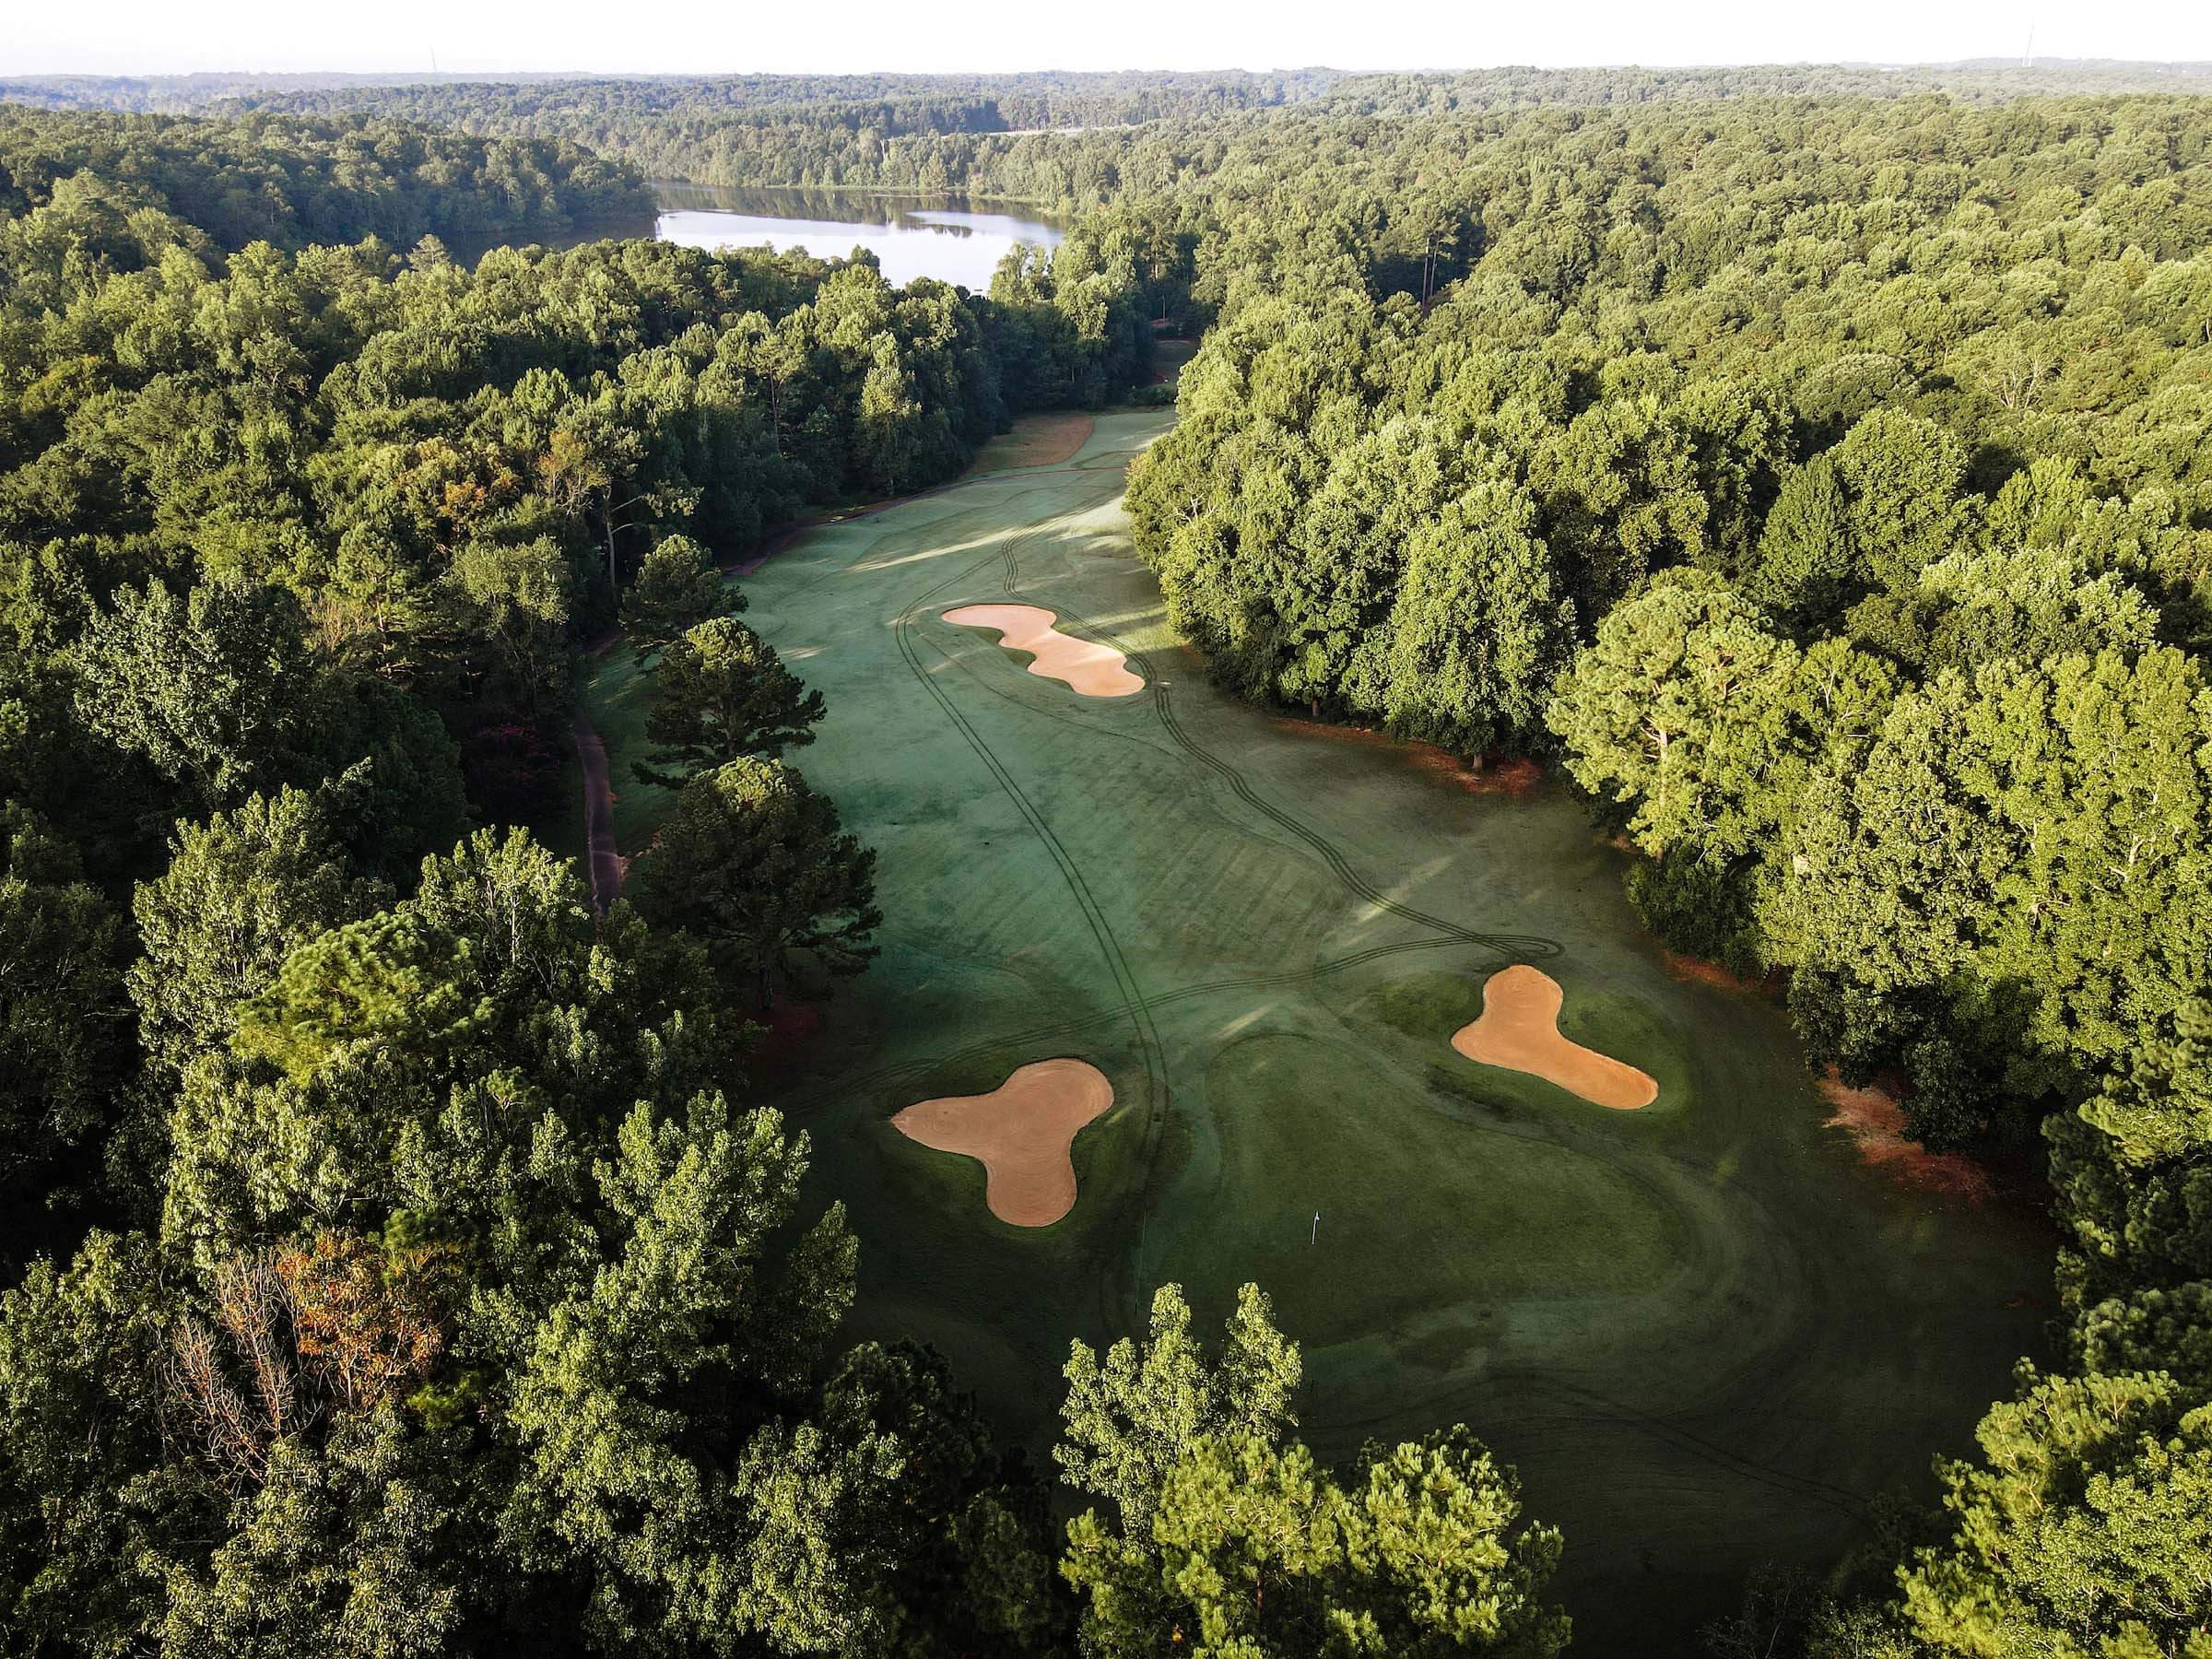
[{"x1": 6, "y1": 0, "x2": 2208, "y2": 77}]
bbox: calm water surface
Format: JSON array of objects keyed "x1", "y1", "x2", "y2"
[{"x1": 652, "y1": 184, "x2": 1065, "y2": 288}]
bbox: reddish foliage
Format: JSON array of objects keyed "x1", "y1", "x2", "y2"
[
  {"x1": 272, "y1": 1233, "x2": 448, "y2": 1414},
  {"x1": 747, "y1": 996, "x2": 824, "y2": 1074},
  {"x1": 460, "y1": 717, "x2": 566, "y2": 823},
  {"x1": 165, "y1": 1232, "x2": 451, "y2": 1492}
]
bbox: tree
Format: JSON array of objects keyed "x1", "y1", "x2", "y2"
[
  {"x1": 170, "y1": 826, "x2": 740, "y2": 1261},
  {"x1": 1747, "y1": 453, "x2": 1854, "y2": 626},
  {"x1": 1057, "y1": 1286, "x2": 1567, "y2": 1658},
  {"x1": 500, "y1": 1089, "x2": 864, "y2": 1653},
  {"x1": 1057, "y1": 1282, "x2": 1301, "y2": 1532},
  {"x1": 1829, "y1": 408, "x2": 1977, "y2": 594},
  {"x1": 628, "y1": 759, "x2": 878, "y2": 1006},
  {"x1": 634, "y1": 616, "x2": 826, "y2": 789},
  {"x1": 1899, "y1": 1368, "x2": 2212, "y2": 1658},
  {"x1": 1765, "y1": 649, "x2": 2212, "y2": 1144},
  {"x1": 70, "y1": 578, "x2": 315, "y2": 809},
  {"x1": 1063, "y1": 1430, "x2": 1570, "y2": 1659},
  {"x1": 1845, "y1": 544, "x2": 2159, "y2": 676},
  {"x1": 129, "y1": 782, "x2": 378, "y2": 1077},
  {"x1": 1381, "y1": 480, "x2": 1577, "y2": 762},
  {"x1": 1546, "y1": 571, "x2": 1803, "y2": 861},
  {"x1": 0, "y1": 806, "x2": 131, "y2": 1212},
  {"x1": 623, "y1": 532, "x2": 739, "y2": 663},
  {"x1": 815, "y1": 1340, "x2": 1068, "y2": 1656},
  {"x1": 441, "y1": 536, "x2": 573, "y2": 717},
  {"x1": 0, "y1": 1230, "x2": 190, "y2": 1653}
]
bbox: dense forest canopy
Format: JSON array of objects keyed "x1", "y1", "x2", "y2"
[
  {"x1": 0, "y1": 97, "x2": 1153, "y2": 1213},
  {"x1": 0, "y1": 105, "x2": 650, "y2": 253},
  {"x1": 3, "y1": 60, "x2": 2212, "y2": 1658},
  {"x1": 0, "y1": 95, "x2": 1418, "y2": 1656}
]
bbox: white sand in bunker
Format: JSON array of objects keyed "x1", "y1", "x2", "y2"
[
  {"x1": 942, "y1": 604, "x2": 1144, "y2": 698},
  {"x1": 1452, "y1": 965, "x2": 1659, "y2": 1110},
  {"x1": 892, "y1": 1059, "x2": 1115, "y2": 1226}
]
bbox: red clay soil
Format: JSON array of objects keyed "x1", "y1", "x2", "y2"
[
  {"x1": 572, "y1": 713, "x2": 623, "y2": 914},
  {"x1": 892, "y1": 1059, "x2": 1114, "y2": 1226},
  {"x1": 1818, "y1": 1067, "x2": 1994, "y2": 1204},
  {"x1": 1266, "y1": 715, "x2": 1545, "y2": 798},
  {"x1": 1452, "y1": 965, "x2": 1659, "y2": 1110},
  {"x1": 1660, "y1": 950, "x2": 1784, "y2": 997}
]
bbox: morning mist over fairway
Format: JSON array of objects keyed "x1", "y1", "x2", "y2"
[{"x1": 1, "y1": 41, "x2": 2208, "y2": 1659}]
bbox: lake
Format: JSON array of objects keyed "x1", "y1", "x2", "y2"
[{"x1": 652, "y1": 184, "x2": 1065, "y2": 289}]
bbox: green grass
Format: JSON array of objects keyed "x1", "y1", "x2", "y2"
[
  {"x1": 1159, "y1": 1032, "x2": 1688, "y2": 1341},
  {"x1": 577, "y1": 641, "x2": 676, "y2": 855},
  {"x1": 1356, "y1": 968, "x2": 1487, "y2": 1040},
  {"x1": 585, "y1": 409, "x2": 2053, "y2": 1654}
]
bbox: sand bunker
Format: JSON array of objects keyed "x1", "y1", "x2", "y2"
[
  {"x1": 892, "y1": 1059, "x2": 1114, "y2": 1225},
  {"x1": 1452, "y1": 965, "x2": 1658, "y2": 1110},
  {"x1": 943, "y1": 604, "x2": 1144, "y2": 698}
]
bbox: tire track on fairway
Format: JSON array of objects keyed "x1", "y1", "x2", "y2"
[
  {"x1": 1333, "y1": 1370, "x2": 1874, "y2": 1521},
  {"x1": 1036, "y1": 596, "x2": 1564, "y2": 965},
  {"x1": 889, "y1": 515, "x2": 1174, "y2": 1303},
  {"x1": 793, "y1": 930, "x2": 1504, "y2": 1112}
]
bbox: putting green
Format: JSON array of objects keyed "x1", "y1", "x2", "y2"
[{"x1": 581, "y1": 411, "x2": 2050, "y2": 1654}]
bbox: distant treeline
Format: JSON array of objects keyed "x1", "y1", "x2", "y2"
[
  {"x1": 0, "y1": 71, "x2": 597, "y2": 114},
  {"x1": 0, "y1": 105, "x2": 649, "y2": 253},
  {"x1": 166, "y1": 63, "x2": 2212, "y2": 205},
  {"x1": 194, "y1": 70, "x2": 1342, "y2": 196},
  {"x1": 229, "y1": 68, "x2": 1347, "y2": 129}
]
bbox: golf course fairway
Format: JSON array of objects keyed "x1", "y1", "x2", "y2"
[{"x1": 581, "y1": 409, "x2": 2050, "y2": 1654}]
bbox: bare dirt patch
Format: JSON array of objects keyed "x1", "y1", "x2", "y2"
[
  {"x1": 1818, "y1": 1067, "x2": 1994, "y2": 1204},
  {"x1": 968, "y1": 411, "x2": 1097, "y2": 474},
  {"x1": 1660, "y1": 950, "x2": 1783, "y2": 996},
  {"x1": 892, "y1": 1058, "x2": 1114, "y2": 1226},
  {"x1": 1452, "y1": 965, "x2": 1658, "y2": 1110},
  {"x1": 944, "y1": 604, "x2": 1145, "y2": 698}
]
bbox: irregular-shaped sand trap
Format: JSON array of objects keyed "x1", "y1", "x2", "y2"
[
  {"x1": 1452, "y1": 965, "x2": 1658, "y2": 1110},
  {"x1": 943, "y1": 604, "x2": 1144, "y2": 698},
  {"x1": 892, "y1": 1059, "x2": 1114, "y2": 1225}
]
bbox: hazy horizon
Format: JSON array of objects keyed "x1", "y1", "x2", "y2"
[
  {"x1": 8, "y1": 57, "x2": 2212, "y2": 84},
  {"x1": 6, "y1": 0, "x2": 2206, "y2": 80}
]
